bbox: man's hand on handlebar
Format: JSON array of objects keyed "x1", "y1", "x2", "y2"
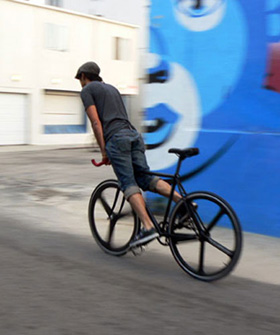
[
  {"x1": 102, "y1": 156, "x2": 111, "y2": 165},
  {"x1": 91, "y1": 156, "x2": 111, "y2": 167},
  {"x1": 101, "y1": 153, "x2": 111, "y2": 166}
]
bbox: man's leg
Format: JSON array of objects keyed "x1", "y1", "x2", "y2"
[
  {"x1": 154, "y1": 179, "x2": 181, "y2": 203},
  {"x1": 128, "y1": 179, "x2": 181, "y2": 230},
  {"x1": 128, "y1": 193, "x2": 154, "y2": 230},
  {"x1": 130, "y1": 137, "x2": 181, "y2": 204},
  {"x1": 128, "y1": 192, "x2": 159, "y2": 247}
]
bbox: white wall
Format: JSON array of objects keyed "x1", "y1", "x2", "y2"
[{"x1": 0, "y1": 0, "x2": 139, "y2": 145}]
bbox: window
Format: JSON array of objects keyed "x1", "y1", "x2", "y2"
[
  {"x1": 44, "y1": 23, "x2": 69, "y2": 52},
  {"x1": 114, "y1": 37, "x2": 131, "y2": 61}
]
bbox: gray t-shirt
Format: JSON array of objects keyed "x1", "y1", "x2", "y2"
[{"x1": 80, "y1": 81, "x2": 134, "y2": 142}]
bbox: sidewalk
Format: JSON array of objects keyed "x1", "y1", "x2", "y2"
[
  {"x1": 0, "y1": 144, "x2": 97, "y2": 153},
  {"x1": 234, "y1": 232, "x2": 280, "y2": 285}
]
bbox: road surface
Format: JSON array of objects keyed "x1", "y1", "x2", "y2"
[{"x1": 0, "y1": 146, "x2": 279, "y2": 335}]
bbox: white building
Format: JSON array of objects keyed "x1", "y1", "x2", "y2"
[
  {"x1": 23, "y1": 0, "x2": 147, "y2": 47},
  {"x1": 0, "y1": 0, "x2": 139, "y2": 145}
]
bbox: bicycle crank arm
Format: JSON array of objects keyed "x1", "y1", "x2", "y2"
[{"x1": 130, "y1": 245, "x2": 146, "y2": 256}]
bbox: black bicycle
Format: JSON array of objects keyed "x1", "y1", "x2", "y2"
[{"x1": 88, "y1": 147, "x2": 242, "y2": 282}]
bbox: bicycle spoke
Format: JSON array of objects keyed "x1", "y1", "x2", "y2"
[
  {"x1": 111, "y1": 188, "x2": 121, "y2": 213},
  {"x1": 106, "y1": 220, "x2": 116, "y2": 245},
  {"x1": 99, "y1": 195, "x2": 112, "y2": 216},
  {"x1": 206, "y1": 236, "x2": 234, "y2": 258},
  {"x1": 198, "y1": 241, "x2": 205, "y2": 274},
  {"x1": 117, "y1": 195, "x2": 126, "y2": 216},
  {"x1": 116, "y1": 210, "x2": 132, "y2": 220},
  {"x1": 206, "y1": 208, "x2": 224, "y2": 233},
  {"x1": 100, "y1": 189, "x2": 130, "y2": 246},
  {"x1": 171, "y1": 232, "x2": 198, "y2": 243}
]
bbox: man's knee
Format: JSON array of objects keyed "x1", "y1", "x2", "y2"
[
  {"x1": 148, "y1": 177, "x2": 160, "y2": 192},
  {"x1": 124, "y1": 185, "x2": 141, "y2": 200}
]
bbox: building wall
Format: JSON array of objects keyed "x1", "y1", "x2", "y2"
[
  {"x1": 145, "y1": 0, "x2": 280, "y2": 238},
  {"x1": 25, "y1": 0, "x2": 149, "y2": 131},
  {"x1": 0, "y1": 0, "x2": 139, "y2": 145}
]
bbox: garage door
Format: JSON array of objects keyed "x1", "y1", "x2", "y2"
[
  {"x1": 0, "y1": 93, "x2": 27, "y2": 145},
  {"x1": 43, "y1": 90, "x2": 86, "y2": 133}
]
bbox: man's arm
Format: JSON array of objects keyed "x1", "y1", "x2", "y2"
[{"x1": 86, "y1": 105, "x2": 110, "y2": 163}]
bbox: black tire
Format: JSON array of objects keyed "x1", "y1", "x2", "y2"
[
  {"x1": 88, "y1": 179, "x2": 140, "y2": 256},
  {"x1": 168, "y1": 191, "x2": 242, "y2": 281}
]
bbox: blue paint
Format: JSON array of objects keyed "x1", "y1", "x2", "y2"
[
  {"x1": 44, "y1": 106, "x2": 87, "y2": 134},
  {"x1": 144, "y1": 104, "x2": 181, "y2": 147},
  {"x1": 44, "y1": 124, "x2": 87, "y2": 134},
  {"x1": 175, "y1": 0, "x2": 226, "y2": 17},
  {"x1": 146, "y1": 0, "x2": 280, "y2": 237}
]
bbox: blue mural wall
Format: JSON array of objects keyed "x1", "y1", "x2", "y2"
[{"x1": 144, "y1": 0, "x2": 280, "y2": 237}]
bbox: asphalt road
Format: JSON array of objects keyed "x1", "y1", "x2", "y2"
[{"x1": 0, "y1": 146, "x2": 279, "y2": 335}]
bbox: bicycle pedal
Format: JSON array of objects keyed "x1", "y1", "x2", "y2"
[{"x1": 131, "y1": 245, "x2": 146, "y2": 256}]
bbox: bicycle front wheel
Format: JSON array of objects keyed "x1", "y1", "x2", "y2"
[
  {"x1": 88, "y1": 179, "x2": 140, "y2": 256},
  {"x1": 169, "y1": 191, "x2": 242, "y2": 281}
]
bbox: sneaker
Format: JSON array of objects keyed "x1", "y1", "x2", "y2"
[
  {"x1": 177, "y1": 202, "x2": 198, "y2": 229},
  {"x1": 130, "y1": 228, "x2": 159, "y2": 248}
]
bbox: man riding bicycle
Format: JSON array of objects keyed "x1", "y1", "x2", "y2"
[{"x1": 75, "y1": 61, "x2": 181, "y2": 246}]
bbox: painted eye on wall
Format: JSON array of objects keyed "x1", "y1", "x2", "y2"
[
  {"x1": 174, "y1": 0, "x2": 226, "y2": 31},
  {"x1": 176, "y1": 0, "x2": 224, "y2": 16},
  {"x1": 147, "y1": 27, "x2": 170, "y2": 83}
]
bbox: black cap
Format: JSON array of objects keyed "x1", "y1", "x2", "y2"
[{"x1": 75, "y1": 61, "x2": 101, "y2": 79}]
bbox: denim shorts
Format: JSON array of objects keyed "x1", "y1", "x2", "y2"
[{"x1": 105, "y1": 128, "x2": 159, "y2": 199}]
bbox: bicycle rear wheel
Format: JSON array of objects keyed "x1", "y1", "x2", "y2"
[
  {"x1": 88, "y1": 179, "x2": 140, "y2": 256},
  {"x1": 169, "y1": 191, "x2": 242, "y2": 281}
]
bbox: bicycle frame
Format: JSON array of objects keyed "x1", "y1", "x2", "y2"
[{"x1": 143, "y1": 157, "x2": 196, "y2": 239}]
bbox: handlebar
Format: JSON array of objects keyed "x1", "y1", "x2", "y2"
[{"x1": 91, "y1": 159, "x2": 107, "y2": 167}]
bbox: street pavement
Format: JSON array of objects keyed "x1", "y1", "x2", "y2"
[{"x1": 0, "y1": 145, "x2": 279, "y2": 335}]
